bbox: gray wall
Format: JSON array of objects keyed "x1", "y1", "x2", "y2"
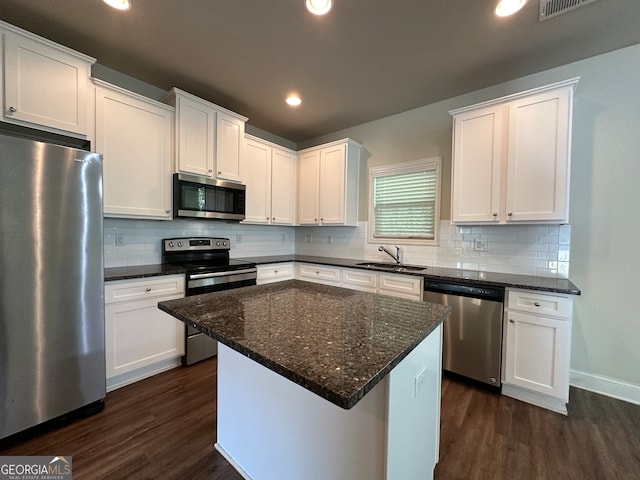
[{"x1": 301, "y1": 43, "x2": 640, "y2": 401}]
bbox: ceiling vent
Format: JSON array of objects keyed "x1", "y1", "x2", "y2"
[{"x1": 539, "y1": 0, "x2": 599, "y2": 20}]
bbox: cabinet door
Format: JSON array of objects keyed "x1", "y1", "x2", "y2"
[
  {"x1": 503, "y1": 311, "x2": 570, "y2": 399},
  {"x1": 270, "y1": 147, "x2": 296, "y2": 225},
  {"x1": 216, "y1": 112, "x2": 244, "y2": 182},
  {"x1": 318, "y1": 144, "x2": 347, "y2": 224},
  {"x1": 105, "y1": 296, "x2": 185, "y2": 379},
  {"x1": 96, "y1": 84, "x2": 173, "y2": 219},
  {"x1": 175, "y1": 93, "x2": 215, "y2": 177},
  {"x1": 451, "y1": 105, "x2": 503, "y2": 223},
  {"x1": 242, "y1": 138, "x2": 271, "y2": 224},
  {"x1": 297, "y1": 150, "x2": 320, "y2": 224},
  {"x1": 3, "y1": 32, "x2": 91, "y2": 135},
  {"x1": 505, "y1": 88, "x2": 571, "y2": 222}
]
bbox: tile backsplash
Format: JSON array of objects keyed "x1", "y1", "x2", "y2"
[
  {"x1": 295, "y1": 221, "x2": 571, "y2": 278},
  {"x1": 105, "y1": 219, "x2": 570, "y2": 278},
  {"x1": 103, "y1": 218, "x2": 295, "y2": 268}
]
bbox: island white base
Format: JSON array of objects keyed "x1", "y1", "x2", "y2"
[{"x1": 215, "y1": 324, "x2": 442, "y2": 480}]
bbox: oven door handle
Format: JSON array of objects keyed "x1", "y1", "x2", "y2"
[{"x1": 189, "y1": 268, "x2": 257, "y2": 280}]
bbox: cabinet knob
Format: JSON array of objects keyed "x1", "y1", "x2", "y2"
[
  {"x1": 165, "y1": 209, "x2": 171, "y2": 214},
  {"x1": 509, "y1": 319, "x2": 515, "y2": 323},
  {"x1": 534, "y1": 302, "x2": 541, "y2": 307},
  {"x1": 217, "y1": 171, "x2": 222, "y2": 175},
  {"x1": 274, "y1": 270, "x2": 278, "y2": 274},
  {"x1": 272, "y1": 217, "x2": 275, "y2": 221},
  {"x1": 492, "y1": 212, "x2": 498, "y2": 217},
  {"x1": 145, "y1": 287, "x2": 152, "y2": 292},
  {"x1": 507, "y1": 212, "x2": 513, "y2": 217},
  {"x1": 208, "y1": 169, "x2": 213, "y2": 173},
  {"x1": 8, "y1": 106, "x2": 16, "y2": 113}
]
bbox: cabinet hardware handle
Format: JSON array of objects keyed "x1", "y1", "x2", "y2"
[
  {"x1": 507, "y1": 212, "x2": 513, "y2": 217},
  {"x1": 272, "y1": 217, "x2": 275, "y2": 221},
  {"x1": 492, "y1": 212, "x2": 498, "y2": 217},
  {"x1": 8, "y1": 106, "x2": 17, "y2": 113},
  {"x1": 274, "y1": 270, "x2": 278, "y2": 274},
  {"x1": 165, "y1": 209, "x2": 170, "y2": 214},
  {"x1": 509, "y1": 319, "x2": 515, "y2": 323},
  {"x1": 534, "y1": 302, "x2": 541, "y2": 307},
  {"x1": 217, "y1": 171, "x2": 222, "y2": 175},
  {"x1": 208, "y1": 169, "x2": 213, "y2": 173},
  {"x1": 145, "y1": 287, "x2": 152, "y2": 292},
  {"x1": 266, "y1": 217, "x2": 269, "y2": 220}
]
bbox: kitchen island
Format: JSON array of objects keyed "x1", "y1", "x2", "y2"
[{"x1": 158, "y1": 280, "x2": 450, "y2": 480}]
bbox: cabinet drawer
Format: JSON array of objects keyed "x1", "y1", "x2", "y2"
[
  {"x1": 506, "y1": 289, "x2": 572, "y2": 319},
  {"x1": 378, "y1": 274, "x2": 423, "y2": 300},
  {"x1": 257, "y1": 263, "x2": 295, "y2": 284},
  {"x1": 342, "y1": 268, "x2": 377, "y2": 292},
  {"x1": 297, "y1": 263, "x2": 342, "y2": 285},
  {"x1": 105, "y1": 275, "x2": 185, "y2": 304}
]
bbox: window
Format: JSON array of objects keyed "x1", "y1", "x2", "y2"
[{"x1": 368, "y1": 157, "x2": 441, "y2": 246}]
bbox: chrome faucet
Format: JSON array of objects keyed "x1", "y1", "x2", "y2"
[{"x1": 379, "y1": 245, "x2": 402, "y2": 265}]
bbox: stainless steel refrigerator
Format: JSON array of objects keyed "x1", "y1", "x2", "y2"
[{"x1": 0, "y1": 133, "x2": 106, "y2": 440}]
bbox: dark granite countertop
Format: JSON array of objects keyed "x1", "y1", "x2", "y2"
[
  {"x1": 105, "y1": 254, "x2": 580, "y2": 295},
  {"x1": 105, "y1": 264, "x2": 186, "y2": 282},
  {"x1": 158, "y1": 280, "x2": 450, "y2": 409},
  {"x1": 238, "y1": 254, "x2": 581, "y2": 295}
]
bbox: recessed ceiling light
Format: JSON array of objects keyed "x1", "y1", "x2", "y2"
[
  {"x1": 495, "y1": 0, "x2": 528, "y2": 16},
  {"x1": 306, "y1": 0, "x2": 332, "y2": 16},
  {"x1": 286, "y1": 95, "x2": 302, "y2": 107},
  {"x1": 103, "y1": 0, "x2": 131, "y2": 10}
]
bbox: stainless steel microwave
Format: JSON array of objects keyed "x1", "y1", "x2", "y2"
[{"x1": 173, "y1": 173, "x2": 246, "y2": 221}]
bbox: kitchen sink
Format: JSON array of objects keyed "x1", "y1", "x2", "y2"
[{"x1": 355, "y1": 262, "x2": 427, "y2": 273}]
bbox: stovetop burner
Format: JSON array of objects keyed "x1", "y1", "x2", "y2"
[{"x1": 161, "y1": 237, "x2": 256, "y2": 273}]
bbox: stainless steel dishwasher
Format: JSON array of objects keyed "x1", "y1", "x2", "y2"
[{"x1": 423, "y1": 280, "x2": 505, "y2": 387}]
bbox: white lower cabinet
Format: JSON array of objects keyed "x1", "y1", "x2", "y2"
[
  {"x1": 104, "y1": 275, "x2": 185, "y2": 391},
  {"x1": 256, "y1": 263, "x2": 295, "y2": 285},
  {"x1": 296, "y1": 263, "x2": 342, "y2": 286},
  {"x1": 502, "y1": 288, "x2": 573, "y2": 414},
  {"x1": 296, "y1": 264, "x2": 423, "y2": 300},
  {"x1": 378, "y1": 273, "x2": 423, "y2": 300}
]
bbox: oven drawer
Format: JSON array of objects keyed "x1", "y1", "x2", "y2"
[{"x1": 105, "y1": 275, "x2": 185, "y2": 305}]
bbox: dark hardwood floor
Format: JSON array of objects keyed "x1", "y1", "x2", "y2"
[{"x1": 2, "y1": 360, "x2": 639, "y2": 479}]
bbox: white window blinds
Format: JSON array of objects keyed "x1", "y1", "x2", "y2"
[{"x1": 369, "y1": 158, "x2": 440, "y2": 243}]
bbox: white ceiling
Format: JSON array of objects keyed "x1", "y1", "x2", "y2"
[{"x1": 1, "y1": 0, "x2": 639, "y2": 143}]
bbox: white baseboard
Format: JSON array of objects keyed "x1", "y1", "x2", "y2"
[
  {"x1": 570, "y1": 369, "x2": 640, "y2": 406},
  {"x1": 106, "y1": 357, "x2": 182, "y2": 392}
]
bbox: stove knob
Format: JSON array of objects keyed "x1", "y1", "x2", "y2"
[
  {"x1": 168, "y1": 242, "x2": 174, "y2": 248},
  {"x1": 223, "y1": 241, "x2": 228, "y2": 247},
  {"x1": 216, "y1": 241, "x2": 221, "y2": 246},
  {"x1": 177, "y1": 241, "x2": 183, "y2": 247}
]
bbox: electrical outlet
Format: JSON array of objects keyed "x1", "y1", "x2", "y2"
[
  {"x1": 307, "y1": 234, "x2": 313, "y2": 244},
  {"x1": 473, "y1": 238, "x2": 488, "y2": 252},
  {"x1": 115, "y1": 234, "x2": 125, "y2": 246},
  {"x1": 236, "y1": 234, "x2": 242, "y2": 244},
  {"x1": 328, "y1": 235, "x2": 333, "y2": 244}
]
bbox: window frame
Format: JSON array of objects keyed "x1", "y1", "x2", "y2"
[{"x1": 367, "y1": 157, "x2": 441, "y2": 246}]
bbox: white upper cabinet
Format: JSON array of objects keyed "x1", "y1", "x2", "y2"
[
  {"x1": 242, "y1": 135, "x2": 296, "y2": 225},
  {"x1": 94, "y1": 80, "x2": 174, "y2": 219},
  {"x1": 297, "y1": 139, "x2": 361, "y2": 226},
  {"x1": 0, "y1": 21, "x2": 94, "y2": 137},
  {"x1": 165, "y1": 88, "x2": 247, "y2": 183},
  {"x1": 450, "y1": 78, "x2": 579, "y2": 225}
]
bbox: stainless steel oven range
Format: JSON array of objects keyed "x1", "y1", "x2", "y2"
[{"x1": 162, "y1": 237, "x2": 257, "y2": 365}]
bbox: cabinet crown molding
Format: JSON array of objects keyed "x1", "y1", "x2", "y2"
[
  {"x1": 164, "y1": 86, "x2": 248, "y2": 122},
  {"x1": 0, "y1": 20, "x2": 96, "y2": 64},
  {"x1": 448, "y1": 77, "x2": 580, "y2": 116}
]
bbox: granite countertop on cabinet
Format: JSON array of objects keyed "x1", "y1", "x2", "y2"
[
  {"x1": 240, "y1": 254, "x2": 581, "y2": 295},
  {"x1": 158, "y1": 279, "x2": 450, "y2": 409},
  {"x1": 104, "y1": 264, "x2": 186, "y2": 282}
]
